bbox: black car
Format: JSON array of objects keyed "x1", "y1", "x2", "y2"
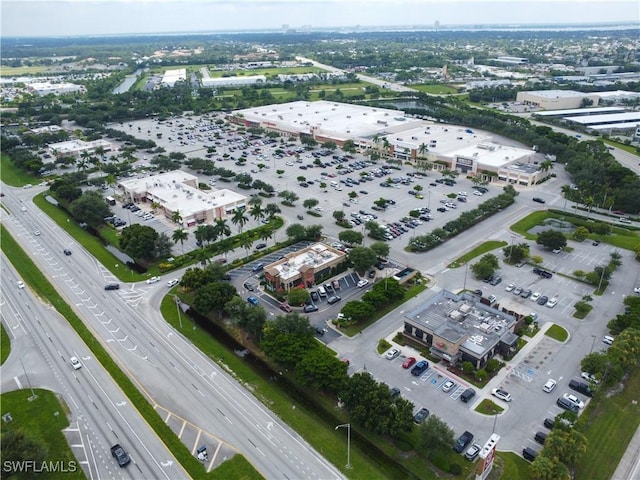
[
  {"x1": 315, "y1": 325, "x2": 325, "y2": 335},
  {"x1": 533, "y1": 197, "x2": 546, "y2": 204},
  {"x1": 592, "y1": 240, "x2": 600, "y2": 246},
  {"x1": 110, "y1": 444, "x2": 130, "y2": 467},
  {"x1": 537, "y1": 295, "x2": 549, "y2": 306},
  {"x1": 413, "y1": 407, "x2": 430, "y2": 424},
  {"x1": 454, "y1": 431, "x2": 474, "y2": 453},
  {"x1": 243, "y1": 282, "x2": 254, "y2": 291},
  {"x1": 310, "y1": 291, "x2": 319, "y2": 301},
  {"x1": 489, "y1": 276, "x2": 502, "y2": 286},
  {"x1": 104, "y1": 283, "x2": 120, "y2": 290},
  {"x1": 368, "y1": 270, "x2": 375, "y2": 278},
  {"x1": 390, "y1": 387, "x2": 401, "y2": 398},
  {"x1": 63, "y1": 249, "x2": 72, "y2": 255},
  {"x1": 327, "y1": 295, "x2": 341, "y2": 305},
  {"x1": 473, "y1": 289, "x2": 483, "y2": 297},
  {"x1": 254, "y1": 243, "x2": 267, "y2": 250}
]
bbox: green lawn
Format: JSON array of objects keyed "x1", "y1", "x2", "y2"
[
  {"x1": 576, "y1": 366, "x2": 640, "y2": 480},
  {"x1": 1, "y1": 322, "x2": 10, "y2": 365},
  {"x1": 544, "y1": 324, "x2": 568, "y2": 342},
  {"x1": 411, "y1": 84, "x2": 460, "y2": 95},
  {"x1": 447, "y1": 240, "x2": 508, "y2": 268},
  {"x1": 475, "y1": 399, "x2": 504, "y2": 415},
  {"x1": 1, "y1": 154, "x2": 39, "y2": 187},
  {"x1": 497, "y1": 451, "x2": 532, "y2": 480},
  {"x1": 0, "y1": 65, "x2": 50, "y2": 76},
  {"x1": 1, "y1": 389, "x2": 85, "y2": 480}
]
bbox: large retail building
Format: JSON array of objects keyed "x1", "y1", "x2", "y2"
[{"x1": 232, "y1": 100, "x2": 540, "y2": 185}]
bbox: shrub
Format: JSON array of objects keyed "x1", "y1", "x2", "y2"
[
  {"x1": 430, "y1": 452, "x2": 450, "y2": 472},
  {"x1": 449, "y1": 463, "x2": 462, "y2": 475}
]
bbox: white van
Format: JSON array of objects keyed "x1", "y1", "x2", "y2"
[
  {"x1": 317, "y1": 286, "x2": 327, "y2": 297},
  {"x1": 330, "y1": 181, "x2": 338, "y2": 187}
]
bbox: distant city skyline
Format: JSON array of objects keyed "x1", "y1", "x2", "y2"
[{"x1": 2, "y1": 0, "x2": 638, "y2": 37}]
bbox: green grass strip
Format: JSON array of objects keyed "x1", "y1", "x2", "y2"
[
  {"x1": 1, "y1": 154, "x2": 39, "y2": 187},
  {"x1": 544, "y1": 324, "x2": 569, "y2": 342},
  {"x1": 447, "y1": 240, "x2": 508, "y2": 268},
  {"x1": 0, "y1": 224, "x2": 228, "y2": 479},
  {"x1": 576, "y1": 366, "x2": 640, "y2": 480},
  {"x1": 1, "y1": 322, "x2": 11, "y2": 365},
  {"x1": 1, "y1": 389, "x2": 85, "y2": 480}
]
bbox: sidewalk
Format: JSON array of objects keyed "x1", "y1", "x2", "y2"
[{"x1": 612, "y1": 426, "x2": 640, "y2": 480}]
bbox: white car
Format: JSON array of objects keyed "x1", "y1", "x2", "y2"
[
  {"x1": 357, "y1": 279, "x2": 369, "y2": 288},
  {"x1": 166, "y1": 279, "x2": 179, "y2": 287},
  {"x1": 286, "y1": 162, "x2": 294, "y2": 166},
  {"x1": 505, "y1": 283, "x2": 515, "y2": 292},
  {"x1": 384, "y1": 348, "x2": 401, "y2": 360},
  {"x1": 530, "y1": 292, "x2": 541, "y2": 302},
  {"x1": 603, "y1": 335, "x2": 615, "y2": 345},
  {"x1": 70, "y1": 356, "x2": 82, "y2": 370},
  {"x1": 442, "y1": 380, "x2": 456, "y2": 393},
  {"x1": 473, "y1": 191, "x2": 484, "y2": 196},
  {"x1": 17, "y1": 281, "x2": 25, "y2": 289},
  {"x1": 581, "y1": 372, "x2": 599, "y2": 384},
  {"x1": 491, "y1": 388, "x2": 512, "y2": 402},
  {"x1": 33, "y1": 230, "x2": 41, "y2": 236},
  {"x1": 457, "y1": 191, "x2": 467, "y2": 197},
  {"x1": 634, "y1": 286, "x2": 640, "y2": 294},
  {"x1": 563, "y1": 393, "x2": 585, "y2": 409},
  {"x1": 146, "y1": 276, "x2": 160, "y2": 284},
  {"x1": 546, "y1": 297, "x2": 558, "y2": 308},
  {"x1": 542, "y1": 379, "x2": 557, "y2": 393}
]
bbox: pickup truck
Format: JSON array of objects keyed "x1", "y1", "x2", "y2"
[
  {"x1": 111, "y1": 444, "x2": 130, "y2": 467},
  {"x1": 454, "y1": 431, "x2": 474, "y2": 453}
]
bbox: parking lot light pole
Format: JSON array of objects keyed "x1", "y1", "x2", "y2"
[{"x1": 335, "y1": 423, "x2": 351, "y2": 469}]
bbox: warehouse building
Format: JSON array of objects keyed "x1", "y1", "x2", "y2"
[
  {"x1": 201, "y1": 75, "x2": 267, "y2": 88},
  {"x1": 516, "y1": 90, "x2": 600, "y2": 110},
  {"x1": 118, "y1": 171, "x2": 246, "y2": 227},
  {"x1": 27, "y1": 81, "x2": 85, "y2": 96},
  {"x1": 161, "y1": 68, "x2": 187, "y2": 87}
]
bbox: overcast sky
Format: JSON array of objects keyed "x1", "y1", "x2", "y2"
[{"x1": 2, "y1": 0, "x2": 638, "y2": 37}]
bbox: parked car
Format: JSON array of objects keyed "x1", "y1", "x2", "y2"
[
  {"x1": 251, "y1": 263, "x2": 265, "y2": 272},
  {"x1": 537, "y1": 295, "x2": 549, "y2": 306},
  {"x1": 454, "y1": 431, "x2": 474, "y2": 453},
  {"x1": 603, "y1": 335, "x2": 614, "y2": 345},
  {"x1": 411, "y1": 360, "x2": 429, "y2": 376},
  {"x1": 402, "y1": 357, "x2": 417, "y2": 369},
  {"x1": 390, "y1": 387, "x2": 401, "y2": 398},
  {"x1": 413, "y1": 407, "x2": 430, "y2": 424},
  {"x1": 166, "y1": 279, "x2": 179, "y2": 287},
  {"x1": 464, "y1": 443, "x2": 482, "y2": 461},
  {"x1": 247, "y1": 296, "x2": 259, "y2": 305},
  {"x1": 569, "y1": 379, "x2": 593, "y2": 397},
  {"x1": 532, "y1": 197, "x2": 546, "y2": 204},
  {"x1": 581, "y1": 372, "x2": 599, "y2": 384},
  {"x1": 357, "y1": 279, "x2": 369, "y2": 288},
  {"x1": 243, "y1": 282, "x2": 254, "y2": 291},
  {"x1": 327, "y1": 295, "x2": 341, "y2": 305},
  {"x1": 491, "y1": 388, "x2": 512, "y2": 402},
  {"x1": 279, "y1": 302, "x2": 292, "y2": 313},
  {"x1": 385, "y1": 348, "x2": 401, "y2": 360},
  {"x1": 104, "y1": 283, "x2": 120, "y2": 291},
  {"x1": 562, "y1": 393, "x2": 585, "y2": 409},
  {"x1": 546, "y1": 297, "x2": 558, "y2": 308},
  {"x1": 146, "y1": 276, "x2": 160, "y2": 284},
  {"x1": 442, "y1": 380, "x2": 456, "y2": 393},
  {"x1": 254, "y1": 243, "x2": 267, "y2": 250},
  {"x1": 505, "y1": 283, "x2": 515, "y2": 292},
  {"x1": 304, "y1": 304, "x2": 319, "y2": 313}
]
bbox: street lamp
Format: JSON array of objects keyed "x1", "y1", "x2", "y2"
[
  {"x1": 174, "y1": 295, "x2": 183, "y2": 329},
  {"x1": 335, "y1": 423, "x2": 352, "y2": 469}
]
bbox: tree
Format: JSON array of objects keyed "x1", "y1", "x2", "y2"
[
  {"x1": 471, "y1": 253, "x2": 500, "y2": 279},
  {"x1": 333, "y1": 210, "x2": 346, "y2": 223},
  {"x1": 237, "y1": 232, "x2": 253, "y2": 257},
  {"x1": 347, "y1": 247, "x2": 377, "y2": 274},
  {"x1": 295, "y1": 348, "x2": 348, "y2": 392},
  {"x1": 231, "y1": 207, "x2": 249, "y2": 233},
  {"x1": 194, "y1": 282, "x2": 238, "y2": 316},
  {"x1": 261, "y1": 313, "x2": 316, "y2": 366},
  {"x1": 276, "y1": 169, "x2": 285, "y2": 177},
  {"x1": 194, "y1": 225, "x2": 208, "y2": 246},
  {"x1": 120, "y1": 224, "x2": 158, "y2": 259},
  {"x1": 369, "y1": 241, "x2": 390, "y2": 259},
  {"x1": 264, "y1": 202, "x2": 281, "y2": 219},
  {"x1": 213, "y1": 218, "x2": 231, "y2": 239},
  {"x1": 339, "y1": 230, "x2": 363, "y2": 246},
  {"x1": 537, "y1": 230, "x2": 567, "y2": 250},
  {"x1": 530, "y1": 455, "x2": 570, "y2": 480},
  {"x1": 288, "y1": 287, "x2": 310, "y2": 306},
  {"x1": 153, "y1": 232, "x2": 173, "y2": 258},
  {"x1": 172, "y1": 228, "x2": 189, "y2": 255},
  {"x1": 303, "y1": 198, "x2": 319, "y2": 210},
  {"x1": 286, "y1": 223, "x2": 306, "y2": 241},
  {"x1": 340, "y1": 300, "x2": 375, "y2": 323},
  {"x1": 249, "y1": 203, "x2": 264, "y2": 223},
  {"x1": 502, "y1": 242, "x2": 530, "y2": 264},
  {"x1": 305, "y1": 224, "x2": 323, "y2": 241},
  {"x1": 418, "y1": 415, "x2": 455, "y2": 454},
  {"x1": 1, "y1": 429, "x2": 48, "y2": 470},
  {"x1": 171, "y1": 210, "x2": 182, "y2": 225},
  {"x1": 70, "y1": 191, "x2": 111, "y2": 227}
]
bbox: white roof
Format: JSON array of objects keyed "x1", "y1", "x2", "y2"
[
  {"x1": 533, "y1": 107, "x2": 625, "y2": 117},
  {"x1": 525, "y1": 90, "x2": 590, "y2": 99},
  {"x1": 235, "y1": 100, "x2": 423, "y2": 141},
  {"x1": 269, "y1": 243, "x2": 344, "y2": 281},
  {"x1": 452, "y1": 143, "x2": 534, "y2": 168},
  {"x1": 564, "y1": 112, "x2": 640, "y2": 125},
  {"x1": 588, "y1": 121, "x2": 640, "y2": 130}
]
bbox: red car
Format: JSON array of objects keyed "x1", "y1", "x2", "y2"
[
  {"x1": 279, "y1": 303, "x2": 292, "y2": 313},
  {"x1": 402, "y1": 357, "x2": 417, "y2": 369}
]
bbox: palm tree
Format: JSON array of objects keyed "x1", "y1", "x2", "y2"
[
  {"x1": 172, "y1": 228, "x2": 189, "y2": 255},
  {"x1": 150, "y1": 202, "x2": 161, "y2": 214},
  {"x1": 249, "y1": 203, "x2": 264, "y2": 223},
  {"x1": 238, "y1": 232, "x2": 253, "y2": 258},
  {"x1": 231, "y1": 207, "x2": 248, "y2": 233},
  {"x1": 194, "y1": 225, "x2": 208, "y2": 246},
  {"x1": 418, "y1": 143, "x2": 429, "y2": 157},
  {"x1": 217, "y1": 237, "x2": 234, "y2": 260},
  {"x1": 195, "y1": 248, "x2": 209, "y2": 266},
  {"x1": 171, "y1": 210, "x2": 182, "y2": 225},
  {"x1": 77, "y1": 151, "x2": 91, "y2": 172},
  {"x1": 213, "y1": 218, "x2": 231, "y2": 239}
]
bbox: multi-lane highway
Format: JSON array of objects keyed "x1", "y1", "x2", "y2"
[
  {"x1": 1, "y1": 255, "x2": 187, "y2": 480},
  {"x1": 1, "y1": 183, "x2": 343, "y2": 479}
]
